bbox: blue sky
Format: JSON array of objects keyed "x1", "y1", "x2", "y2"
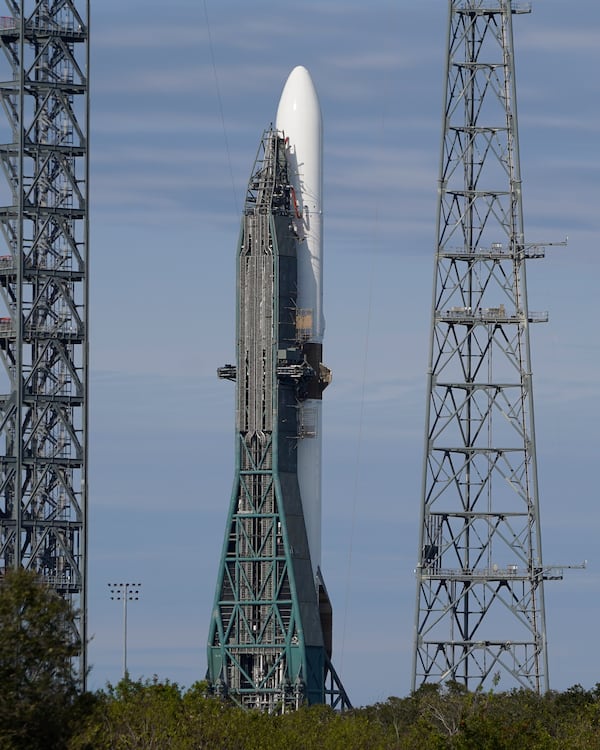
[{"x1": 89, "y1": 1, "x2": 599, "y2": 705}]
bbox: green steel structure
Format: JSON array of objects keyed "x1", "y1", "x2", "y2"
[
  {"x1": 413, "y1": 0, "x2": 562, "y2": 693},
  {"x1": 207, "y1": 130, "x2": 349, "y2": 712},
  {"x1": 0, "y1": 1, "x2": 89, "y2": 684}
]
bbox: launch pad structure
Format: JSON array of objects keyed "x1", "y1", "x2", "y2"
[
  {"x1": 412, "y1": 0, "x2": 564, "y2": 693},
  {"x1": 207, "y1": 126, "x2": 349, "y2": 712},
  {"x1": 0, "y1": 1, "x2": 89, "y2": 685}
]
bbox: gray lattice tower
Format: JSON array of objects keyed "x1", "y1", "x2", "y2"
[
  {"x1": 412, "y1": 0, "x2": 559, "y2": 693},
  {"x1": 0, "y1": 2, "x2": 89, "y2": 684}
]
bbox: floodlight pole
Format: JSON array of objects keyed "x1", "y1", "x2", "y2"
[{"x1": 108, "y1": 583, "x2": 141, "y2": 679}]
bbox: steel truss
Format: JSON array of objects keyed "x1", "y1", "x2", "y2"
[
  {"x1": 412, "y1": 0, "x2": 559, "y2": 693},
  {"x1": 0, "y1": 1, "x2": 88, "y2": 684},
  {"x1": 207, "y1": 131, "x2": 349, "y2": 712}
]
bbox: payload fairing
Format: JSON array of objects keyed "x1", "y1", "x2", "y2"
[{"x1": 207, "y1": 67, "x2": 349, "y2": 711}]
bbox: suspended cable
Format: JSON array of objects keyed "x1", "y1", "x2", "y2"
[
  {"x1": 339, "y1": 224, "x2": 375, "y2": 673},
  {"x1": 338, "y1": 8, "x2": 402, "y2": 674},
  {"x1": 203, "y1": 0, "x2": 238, "y2": 216}
]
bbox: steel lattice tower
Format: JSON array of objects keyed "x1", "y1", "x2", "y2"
[
  {"x1": 0, "y1": 2, "x2": 89, "y2": 683},
  {"x1": 412, "y1": 0, "x2": 560, "y2": 693}
]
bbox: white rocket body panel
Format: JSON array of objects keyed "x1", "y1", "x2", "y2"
[
  {"x1": 296, "y1": 401, "x2": 322, "y2": 582},
  {"x1": 276, "y1": 66, "x2": 324, "y2": 342},
  {"x1": 276, "y1": 66, "x2": 323, "y2": 583}
]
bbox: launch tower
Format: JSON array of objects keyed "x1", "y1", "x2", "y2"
[
  {"x1": 207, "y1": 88, "x2": 349, "y2": 708},
  {"x1": 413, "y1": 0, "x2": 560, "y2": 693},
  {"x1": 0, "y1": 2, "x2": 89, "y2": 683}
]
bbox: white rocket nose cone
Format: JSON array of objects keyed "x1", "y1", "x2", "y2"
[
  {"x1": 276, "y1": 66, "x2": 321, "y2": 128},
  {"x1": 274, "y1": 64, "x2": 322, "y2": 242}
]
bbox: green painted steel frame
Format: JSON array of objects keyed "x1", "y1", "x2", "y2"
[
  {"x1": 207, "y1": 210, "x2": 319, "y2": 707},
  {"x1": 207, "y1": 131, "x2": 349, "y2": 711}
]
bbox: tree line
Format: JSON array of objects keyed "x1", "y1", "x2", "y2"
[
  {"x1": 1, "y1": 569, "x2": 599, "y2": 749},
  {"x1": 68, "y1": 679, "x2": 600, "y2": 750}
]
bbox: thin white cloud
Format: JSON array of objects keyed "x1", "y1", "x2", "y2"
[
  {"x1": 325, "y1": 50, "x2": 421, "y2": 73},
  {"x1": 521, "y1": 113, "x2": 600, "y2": 134},
  {"x1": 94, "y1": 25, "x2": 206, "y2": 50},
  {"x1": 519, "y1": 28, "x2": 600, "y2": 53},
  {"x1": 93, "y1": 66, "x2": 209, "y2": 95},
  {"x1": 92, "y1": 112, "x2": 228, "y2": 136}
]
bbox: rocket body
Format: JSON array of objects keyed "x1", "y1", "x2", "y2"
[
  {"x1": 207, "y1": 66, "x2": 349, "y2": 710},
  {"x1": 276, "y1": 66, "x2": 324, "y2": 584}
]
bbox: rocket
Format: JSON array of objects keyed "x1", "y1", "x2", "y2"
[
  {"x1": 276, "y1": 66, "x2": 327, "y2": 586},
  {"x1": 207, "y1": 66, "x2": 348, "y2": 711}
]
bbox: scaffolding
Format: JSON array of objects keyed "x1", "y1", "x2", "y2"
[{"x1": 0, "y1": 1, "x2": 89, "y2": 684}]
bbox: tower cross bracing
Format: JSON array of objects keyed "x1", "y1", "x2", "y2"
[
  {"x1": 413, "y1": 0, "x2": 558, "y2": 694},
  {"x1": 0, "y1": 1, "x2": 89, "y2": 684}
]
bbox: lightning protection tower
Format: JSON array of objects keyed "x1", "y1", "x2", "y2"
[
  {"x1": 413, "y1": 0, "x2": 561, "y2": 693},
  {"x1": 0, "y1": 2, "x2": 89, "y2": 684}
]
